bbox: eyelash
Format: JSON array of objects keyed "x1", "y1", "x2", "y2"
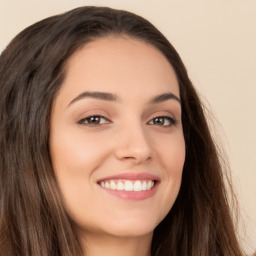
[
  {"x1": 77, "y1": 115, "x2": 110, "y2": 126},
  {"x1": 147, "y1": 116, "x2": 177, "y2": 127},
  {"x1": 77, "y1": 115, "x2": 177, "y2": 128}
]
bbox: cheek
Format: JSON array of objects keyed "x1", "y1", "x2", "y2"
[
  {"x1": 49, "y1": 129, "x2": 112, "y2": 221},
  {"x1": 164, "y1": 133, "x2": 185, "y2": 190},
  {"x1": 50, "y1": 128, "x2": 110, "y2": 177},
  {"x1": 49, "y1": 128, "x2": 112, "y2": 213},
  {"x1": 154, "y1": 133, "x2": 185, "y2": 217},
  {"x1": 155, "y1": 131, "x2": 185, "y2": 173}
]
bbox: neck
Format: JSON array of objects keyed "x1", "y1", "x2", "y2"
[{"x1": 80, "y1": 232, "x2": 152, "y2": 256}]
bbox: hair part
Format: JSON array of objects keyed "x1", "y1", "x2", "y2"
[{"x1": 0, "y1": 6, "x2": 243, "y2": 256}]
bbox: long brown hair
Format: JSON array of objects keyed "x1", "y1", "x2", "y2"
[{"x1": 0, "y1": 6, "x2": 243, "y2": 256}]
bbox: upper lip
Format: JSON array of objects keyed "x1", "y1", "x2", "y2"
[{"x1": 97, "y1": 172, "x2": 160, "y2": 183}]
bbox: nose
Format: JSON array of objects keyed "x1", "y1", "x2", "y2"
[{"x1": 114, "y1": 123, "x2": 153, "y2": 164}]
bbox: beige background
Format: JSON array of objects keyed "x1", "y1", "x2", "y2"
[{"x1": 1, "y1": 0, "x2": 255, "y2": 254}]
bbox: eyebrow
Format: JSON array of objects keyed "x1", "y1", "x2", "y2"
[
  {"x1": 68, "y1": 91, "x2": 118, "y2": 106},
  {"x1": 150, "y1": 93, "x2": 180, "y2": 104},
  {"x1": 68, "y1": 91, "x2": 181, "y2": 106}
]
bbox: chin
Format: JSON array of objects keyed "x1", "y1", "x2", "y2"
[
  {"x1": 99, "y1": 216, "x2": 159, "y2": 238},
  {"x1": 105, "y1": 227, "x2": 154, "y2": 239}
]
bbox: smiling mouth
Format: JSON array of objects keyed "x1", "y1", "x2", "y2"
[
  {"x1": 98, "y1": 179, "x2": 156, "y2": 192},
  {"x1": 97, "y1": 172, "x2": 160, "y2": 200}
]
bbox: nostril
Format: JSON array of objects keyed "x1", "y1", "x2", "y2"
[{"x1": 114, "y1": 127, "x2": 153, "y2": 163}]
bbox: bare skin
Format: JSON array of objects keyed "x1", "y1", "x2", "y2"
[
  {"x1": 81, "y1": 233, "x2": 151, "y2": 256},
  {"x1": 50, "y1": 36, "x2": 185, "y2": 255}
]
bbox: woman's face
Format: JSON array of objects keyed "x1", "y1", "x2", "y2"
[{"x1": 50, "y1": 37, "x2": 185, "y2": 239}]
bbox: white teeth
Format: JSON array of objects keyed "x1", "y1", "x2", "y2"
[
  {"x1": 99, "y1": 180, "x2": 155, "y2": 192},
  {"x1": 142, "y1": 181, "x2": 147, "y2": 191},
  {"x1": 124, "y1": 180, "x2": 133, "y2": 191},
  {"x1": 105, "y1": 181, "x2": 110, "y2": 189},
  {"x1": 133, "y1": 180, "x2": 142, "y2": 191},
  {"x1": 147, "y1": 180, "x2": 154, "y2": 190},
  {"x1": 116, "y1": 181, "x2": 124, "y2": 190},
  {"x1": 110, "y1": 180, "x2": 116, "y2": 190}
]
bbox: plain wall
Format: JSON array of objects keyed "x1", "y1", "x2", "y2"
[{"x1": 1, "y1": 0, "x2": 255, "y2": 254}]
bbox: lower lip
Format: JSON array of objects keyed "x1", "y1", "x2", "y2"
[{"x1": 99, "y1": 182, "x2": 159, "y2": 201}]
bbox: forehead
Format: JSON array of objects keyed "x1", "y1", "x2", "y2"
[{"x1": 60, "y1": 36, "x2": 179, "y2": 103}]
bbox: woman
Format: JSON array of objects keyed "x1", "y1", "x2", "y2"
[{"x1": 0, "y1": 6, "x2": 243, "y2": 256}]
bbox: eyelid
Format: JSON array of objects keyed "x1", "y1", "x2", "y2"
[
  {"x1": 77, "y1": 114, "x2": 111, "y2": 126},
  {"x1": 148, "y1": 116, "x2": 177, "y2": 125},
  {"x1": 147, "y1": 111, "x2": 178, "y2": 127},
  {"x1": 75, "y1": 107, "x2": 110, "y2": 121}
]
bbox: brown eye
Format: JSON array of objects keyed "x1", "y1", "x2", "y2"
[
  {"x1": 148, "y1": 116, "x2": 177, "y2": 126},
  {"x1": 152, "y1": 117, "x2": 165, "y2": 125},
  {"x1": 87, "y1": 116, "x2": 102, "y2": 124},
  {"x1": 78, "y1": 115, "x2": 110, "y2": 126}
]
